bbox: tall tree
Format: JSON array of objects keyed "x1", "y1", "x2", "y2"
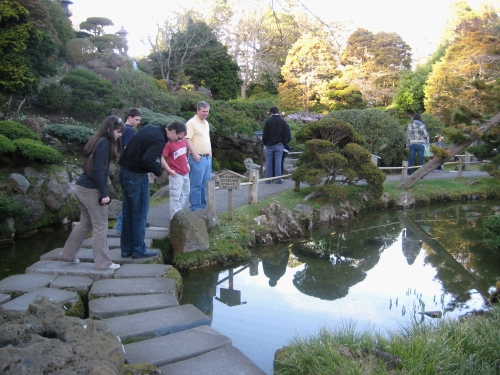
[
  {"x1": 341, "y1": 29, "x2": 412, "y2": 107},
  {"x1": 278, "y1": 34, "x2": 339, "y2": 111},
  {"x1": 79, "y1": 17, "x2": 114, "y2": 36}
]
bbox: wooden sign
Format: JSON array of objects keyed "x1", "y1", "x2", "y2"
[{"x1": 218, "y1": 170, "x2": 244, "y2": 190}]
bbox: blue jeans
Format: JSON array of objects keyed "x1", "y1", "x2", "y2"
[
  {"x1": 408, "y1": 143, "x2": 425, "y2": 175},
  {"x1": 265, "y1": 143, "x2": 284, "y2": 183},
  {"x1": 119, "y1": 168, "x2": 149, "y2": 257},
  {"x1": 188, "y1": 155, "x2": 212, "y2": 211},
  {"x1": 115, "y1": 209, "x2": 123, "y2": 231}
]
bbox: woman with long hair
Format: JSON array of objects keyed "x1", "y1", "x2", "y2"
[{"x1": 59, "y1": 116, "x2": 124, "y2": 270}]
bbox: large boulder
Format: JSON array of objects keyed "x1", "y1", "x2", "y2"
[
  {"x1": 0, "y1": 297, "x2": 124, "y2": 374},
  {"x1": 42, "y1": 178, "x2": 70, "y2": 212},
  {"x1": 19, "y1": 117, "x2": 48, "y2": 135},
  {"x1": 169, "y1": 209, "x2": 209, "y2": 253},
  {"x1": 8, "y1": 173, "x2": 30, "y2": 195}
]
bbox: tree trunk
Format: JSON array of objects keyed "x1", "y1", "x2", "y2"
[
  {"x1": 14, "y1": 97, "x2": 26, "y2": 118},
  {"x1": 397, "y1": 111, "x2": 500, "y2": 189}
]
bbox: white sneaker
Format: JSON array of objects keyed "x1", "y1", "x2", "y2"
[
  {"x1": 108, "y1": 263, "x2": 120, "y2": 270},
  {"x1": 72, "y1": 258, "x2": 80, "y2": 264}
]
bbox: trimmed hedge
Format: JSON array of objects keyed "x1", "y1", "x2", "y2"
[
  {"x1": 0, "y1": 120, "x2": 40, "y2": 141},
  {"x1": 43, "y1": 124, "x2": 95, "y2": 144},
  {"x1": 13, "y1": 138, "x2": 63, "y2": 164},
  {"x1": 0, "y1": 134, "x2": 16, "y2": 154}
]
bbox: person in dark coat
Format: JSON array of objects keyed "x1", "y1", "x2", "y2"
[{"x1": 262, "y1": 106, "x2": 291, "y2": 184}]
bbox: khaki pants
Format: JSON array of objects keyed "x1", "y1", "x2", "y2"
[{"x1": 59, "y1": 185, "x2": 112, "y2": 270}]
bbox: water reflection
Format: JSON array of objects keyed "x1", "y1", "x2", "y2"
[{"x1": 180, "y1": 201, "x2": 500, "y2": 375}]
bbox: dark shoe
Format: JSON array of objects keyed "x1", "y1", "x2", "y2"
[
  {"x1": 146, "y1": 222, "x2": 151, "y2": 228},
  {"x1": 132, "y1": 250, "x2": 158, "y2": 259},
  {"x1": 121, "y1": 253, "x2": 132, "y2": 258},
  {"x1": 275, "y1": 180, "x2": 282, "y2": 184}
]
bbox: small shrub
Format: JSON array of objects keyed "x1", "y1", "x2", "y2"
[
  {"x1": 0, "y1": 134, "x2": 16, "y2": 154},
  {"x1": 484, "y1": 214, "x2": 500, "y2": 250},
  {"x1": 0, "y1": 120, "x2": 40, "y2": 141},
  {"x1": 138, "y1": 108, "x2": 185, "y2": 126},
  {"x1": 43, "y1": 124, "x2": 95, "y2": 144},
  {"x1": 36, "y1": 84, "x2": 71, "y2": 113},
  {"x1": 13, "y1": 139, "x2": 63, "y2": 164},
  {"x1": 0, "y1": 195, "x2": 29, "y2": 219}
]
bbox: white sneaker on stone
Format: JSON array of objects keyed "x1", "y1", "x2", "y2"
[
  {"x1": 108, "y1": 263, "x2": 120, "y2": 270},
  {"x1": 72, "y1": 258, "x2": 80, "y2": 264}
]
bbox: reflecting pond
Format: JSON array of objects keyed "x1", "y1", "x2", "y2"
[{"x1": 179, "y1": 201, "x2": 500, "y2": 375}]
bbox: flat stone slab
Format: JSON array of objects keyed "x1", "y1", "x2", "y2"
[
  {"x1": 113, "y1": 264, "x2": 173, "y2": 278},
  {"x1": 89, "y1": 293, "x2": 179, "y2": 319},
  {"x1": 159, "y1": 346, "x2": 265, "y2": 375},
  {"x1": 81, "y1": 237, "x2": 152, "y2": 249},
  {"x1": 89, "y1": 277, "x2": 175, "y2": 299},
  {"x1": 0, "y1": 274, "x2": 56, "y2": 297},
  {"x1": 2, "y1": 287, "x2": 79, "y2": 314},
  {"x1": 0, "y1": 293, "x2": 11, "y2": 304},
  {"x1": 41, "y1": 248, "x2": 162, "y2": 265},
  {"x1": 50, "y1": 275, "x2": 93, "y2": 293},
  {"x1": 26, "y1": 261, "x2": 115, "y2": 282},
  {"x1": 124, "y1": 325, "x2": 231, "y2": 367},
  {"x1": 102, "y1": 304, "x2": 210, "y2": 341},
  {"x1": 108, "y1": 227, "x2": 169, "y2": 239}
]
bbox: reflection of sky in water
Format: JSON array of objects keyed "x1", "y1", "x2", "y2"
[{"x1": 207, "y1": 230, "x2": 488, "y2": 375}]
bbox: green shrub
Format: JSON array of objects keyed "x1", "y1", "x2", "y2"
[
  {"x1": 484, "y1": 214, "x2": 500, "y2": 250},
  {"x1": 43, "y1": 124, "x2": 95, "y2": 144},
  {"x1": 0, "y1": 134, "x2": 16, "y2": 154},
  {"x1": 36, "y1": 84, "x2": 71, "y2": 113},
  {"x1": 0, "y1": 195, "x2": 29, "y2": 219},
  {"x1": 0, "y1": 120, "x2": 40, "y2": 141},
  {"x1": 13, "y1": 139, "x2": 63, "y2": 164},
  {"x1": 138, "y1": 108, "x2": 185, "y2": 126}
]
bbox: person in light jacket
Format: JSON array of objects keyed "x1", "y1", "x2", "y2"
[{"x1": 406, "y1": 113, "x2": 429, "y2": 176}]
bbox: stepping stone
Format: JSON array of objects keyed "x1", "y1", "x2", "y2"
[
  {"x1": 81, "y1": 237, "x2": 152, "y2": 249},
  {"x1": 1, "y1": 287, "x2": 79, "y2": 314},
  {"x1": 0, "y1": 293, "x2": 11, "y2": 304},
  {"x1": 124, "y1": 325, "x2": 231, "y2": 367},
  {"x1": 159, "y1": 346, "x2": 265, "y2": 375},
  {"x1": 41, "y1": 248, "x2": 162, "y2": 265},
  {"x1": 50, "y1": 275, "x2": 93, "y2": 293},
  {"x1": 108, "y1": 227, "x2": 169, "y2": 239},
  {"x1": 89, "y1": 293, "x2": 179, "y2": 319},
  {"x1": 89, "y1": 277, "x2": 175, "y2": 299},
  {"x1": 102, "y1": 304, "x2": 210, "y2": 341},
  {"x1": 113, "y1": 264, "x2": 173, "y2": 278},
  {"x1": 26, "y1": 261, "x2": 115, "y2": 282},
  {"x1": 0, "y1": 274, "x2": 56, "y2": 297}
]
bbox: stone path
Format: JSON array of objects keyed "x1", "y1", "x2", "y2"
[{"x1": 0, "y1": 227, "x2": 265, "y2": 374}]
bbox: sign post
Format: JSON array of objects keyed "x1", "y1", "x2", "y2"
[{"x1": 218, "y1": 171, "x2": 245, "y2": 220}]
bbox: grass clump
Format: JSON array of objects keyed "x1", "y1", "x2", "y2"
[{"x1": 274, "y1": 305, "x2": 500, "y2": 374}]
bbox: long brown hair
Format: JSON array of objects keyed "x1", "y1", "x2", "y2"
[{"x1": 83, "y1": 116, "x2": 124, "y2": 161}]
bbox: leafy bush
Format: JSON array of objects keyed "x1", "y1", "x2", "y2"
[
  {"x1": 138, "y1": 108, "x2": 185, "y2": 126},
  {"x1": 36, "y1": 84, "x2": 71, "y2": 113},
  {"x1": 327, "y1": 109, "x2": 405, "y2": 167},
  {"x1": 43, "y1": 124, "x2": 95, "y2": 144},
  {"x1": 0, "y1": 134, "x2": 16, "y2": 154},
  {"x1": 0, "y1": 120, "x2": 40, "y2": 141},
  {"x1": 13, "y1": 139, "x2": 63, "y2": 164},
  {"x1": 483, "y1": 214, "x2": 500, "y2": 250},
  {"x1": 0, "y1": 195, "x2": 28, "y2": 219},
  {"x1": 65, "y1": 38, "x2": 96, "y2": 64},
  {"x1": 61, "y1": 69, "x2": 121, "y2": 122},
  {"x1": 117, "y1": 69, "x2": 180, "y2": 114}
]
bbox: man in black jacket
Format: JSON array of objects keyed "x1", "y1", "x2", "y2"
[
  {"x1": 262, "y1": 106, "x2": 290, "y2": 184},
  {"x1": 118, "y1": 124, "x2": 167, "y2": 259}
]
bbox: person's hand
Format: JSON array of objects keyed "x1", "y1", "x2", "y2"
[
  {"x1": 170, "y1": 171, "x2": 177, "y2": 177},
  {"x1": 194, "y1": 153, "x2": 202, "y2": 162},
  {"x1": 100, "y1": 196, "x2": 110, "y2": 204}
]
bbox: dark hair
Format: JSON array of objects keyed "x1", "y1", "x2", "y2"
[
  {"x1": 197, "y1": 101, "x2": 210, "y2": 110},
  {"x1": 83, "y1": 116, "x2": 124, "y2": 161},
  {"x1": 413, "y1": 113, "x2": 423, "y2": 122},
  {"x1": 269, "y1": 106, "x2": 279, "y2": 114},
  {"x1": 167, "y1": 121, "x2": 187, "y2": 134},
  {"x1": 126, "y1": 107, "x2": 142, "y2": 119}
]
